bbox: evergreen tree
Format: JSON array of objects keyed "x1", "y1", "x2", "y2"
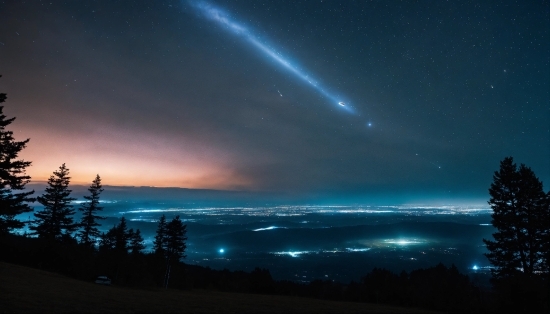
[
  {"x1": 98, "y1": 230, "x2": 116, "y2": 252},
  {"x1": 77, "y1": 174, "x2": 105, "y2": 247},
  {"x1": 128, "y1": 228, "x2": 145, "y2": 255},
  {"x1": 165, "y1": 215, "x2": 187, "y2": 262},
  {"x1": 483, "y1": 157, "x2": 549, "y2": 279},
  {"x1": 31, "y1": 164, "x2": 76, "y2": 240},
  {"x1": 543, "y1": 191, "x2": 550, "y2": 273},
  {"x1": 0, "y1": 79, "x2": 35, "y2": 235},
  {"x1": 153, "y1": 214, "x2": 167, "y2": 255},
  {"x1": 114, "y1": 216, "x2": 129, "y2": 252},
  {"x1": 99, "y1": 217, "x2": 144, "y2": 255},
  {"x1": 162, "y1": 215, "x2": 187, "y2": 288},
  {"x1": 99, "y1": 217, "x2": 133, "y2": 253}
]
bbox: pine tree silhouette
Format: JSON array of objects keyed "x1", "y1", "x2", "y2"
[
  {"x1": 77, "y1": 174, "x2": 105, "y2": 247},
  {"x1": 0, "y1": 76, "x2": 35, "y2": 235},
  {"x1": 153, "y1": 214, "x2": 168, "y2": 255},
  {"x1": 483, "y1": 157, "x2": 549, "y2": 279},
  {"x1": 31, "y1": 164, "x2": 77, "y2": 240},
  {"x1": 161, "y1": 215, "x2": 187, "y2": 288},
  {"x1": 165, "y1": 215, "x2": 187, "y2": 261},
  {"x1": 128, "y1": 228, "x2": 145, "y2": 255}
]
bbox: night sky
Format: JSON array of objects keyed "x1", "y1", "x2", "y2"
[{"x1": 0, "y1": 1, "x2": 548, "y2": 204}]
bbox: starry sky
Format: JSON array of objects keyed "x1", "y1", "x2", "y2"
[{"x1": 0, "y1": 0, "x2": 548, "y2": 204}]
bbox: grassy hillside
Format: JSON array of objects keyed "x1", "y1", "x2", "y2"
[{"x1": 0, "y1": 262, "x2": 436, "y2": 313}]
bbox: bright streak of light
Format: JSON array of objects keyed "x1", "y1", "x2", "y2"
[
  {"x1": 188, "y1": 0, "x2": 353, "y2": 113},
  {"x1": 383, "y1": 239, "x2": 425, "y2": 245},
  {"x1": 253, "y1": 226, "x2": 286, "y2": 231},
  {"x1": 346, "y1": 248, "x2": 371, "y2": 252}
]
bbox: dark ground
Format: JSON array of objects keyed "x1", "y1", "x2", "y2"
[{"x1": 0, "y1": 262, "x2": 438, "y2": 313}]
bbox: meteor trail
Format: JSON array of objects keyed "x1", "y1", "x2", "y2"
[{"x1": 188, "y1": 1, "x2": 354, "y2": 113}]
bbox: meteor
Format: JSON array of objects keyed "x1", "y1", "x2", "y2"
[{"x1": 188, "y1": 1, "x2": 353, "y2": 113}]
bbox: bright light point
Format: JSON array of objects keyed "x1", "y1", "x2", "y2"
[
  {"x1": 338, "y1": 101, "x2": 345, "y2": 106},
  {"x1": 368, "y1": 122, "x2": 372, "y2": 127},
  {"x1": 473, "y1": 265, "x2": 478, "y2": 270},
  {"x1": 219, "y1": 248, "x2": 225, "y2": 253}
]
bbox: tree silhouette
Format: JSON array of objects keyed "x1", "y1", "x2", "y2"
[
  {"x1": 114, "y1": 216, "x2": 129, "y2": 252},
  {"x1": 162, "y1": 215, "x2": 187, "y2": 288},
  {"x1": 99, "y1": 229, "x2": 116, "y2": 252},
  {"x1": 165, "y1": 215, "x2": 187, "y2": 262},
  {"x1": 483, "y1": 157, "x2": 549, "y2": 279},
  {"x1": 0, "y1": 77, "x2": 35, "y2": 235},
  {"x1": 128, "y1": 228, "x2": 145, "y2": 255},
  {"x1": 99, "y1": 217, "x2": 145, "y2": 255},
  {"x1": 77, "y1": 174, "x2": 105, "y2": 247},
  {"x1": 31, "y1": 164, "x2": 77, "y2": 240},
  {"x1": 153, "y1": 214, "x2": 167, "y2": 255},
  {"x1": 544, "y1": 191, "x2": 550, "y2": 273}
]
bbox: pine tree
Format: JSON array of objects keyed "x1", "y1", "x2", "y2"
[
  {"x1": 99, "y1": 217, "x2": 143, "y2": 255},
  {"x1": 0, "y1": 79, "x2": 35, "y2": 235},
  {"x1": 483, "y1": 157, "x2": 549, "y2": 279},
  {"x1": 31, "y1": 164, "x2": 76, "y2": 240},
  {"x1": 153, "y1": 214, "x2": 167, "y2": 255},
  {"x1": 163, "y1": 215, "x2": 187, "y2": 288},
  {"x1": 114, "y1": 216, "x2": 129, "y2": 252},
  {"x1": 165, "y1": 215, "x2": 187, "y2": 262},
  {"x1": 77, "y1": 174, "x2": 105, "y2": 247},
  {"x1": 128, "y1": 228, "x2": 145, "y2": 255},
  {"x1": 98, "y1": 230, "x2": 115, "y2": 252},
  {"x1": 543, "y1": 191, "x2": 550, "y2": 273}
]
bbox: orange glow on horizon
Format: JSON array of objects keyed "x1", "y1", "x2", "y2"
[{"x1": 15, "y1": 122, "x2": 254, "y2": 190}]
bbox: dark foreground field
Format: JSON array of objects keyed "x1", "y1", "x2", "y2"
[{"x1": 0, "y1": 262, "x2": 437, "y2": 313}]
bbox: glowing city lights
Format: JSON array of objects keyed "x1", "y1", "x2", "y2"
[
  {"x1": 272, "y1": 248, "x2": 371, "y2": 258},
  {"x1": 253, "y1": 226, "x2": 286, "y2": 231},
  {"x1": 383, "y1": 239, "x2": 425, "y2": 246}
]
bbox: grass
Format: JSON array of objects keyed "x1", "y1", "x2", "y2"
[{"x1": 0, "y1": 262, "x2": 437, "y2": 313}]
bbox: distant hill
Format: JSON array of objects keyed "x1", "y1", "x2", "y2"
[{"x1": 0, "y1": 262, "x2": 436, "y2": 313}]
